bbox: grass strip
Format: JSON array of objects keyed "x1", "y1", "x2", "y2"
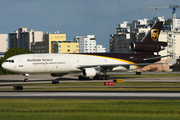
[{"x1": 0, "y1": 99, "x2": 179, "y2": 120}]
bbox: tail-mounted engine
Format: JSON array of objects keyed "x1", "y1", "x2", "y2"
[{"x1": 130, "y1": 42, "x2": 167, "y2": 53}]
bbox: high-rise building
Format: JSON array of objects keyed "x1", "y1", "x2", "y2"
[
  {"x1": 9, "y1": 27, "x2": 43, "y2": 50},
  {"x1": 9, "y1": 31, "x2": 18, "y2": 49},
  {"x1": 110, "y1": 33, "x2": 131, "y2": 53},
  {"x1": 0, "y1": 34, "x2": 8, "y2": 52},
  {"x1": 74, "y1": 35, "x2": 106, "y2": 53}
]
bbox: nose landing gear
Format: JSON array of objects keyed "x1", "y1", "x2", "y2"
[{"x1": 23, "y1": 73, "x2": 29, "y2": 82}]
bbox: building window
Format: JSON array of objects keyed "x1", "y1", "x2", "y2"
[
  {"x1": 67, "y1": 45, "x2": 70, "y2": 48},
  {"x1": 59, "y1": 45, "x2": 61, "y2": 48},
  {"x1": 67, "y1": 49, "x2": 70, "y2": 52},
  {"x1": 59, "y1": 49, "x2": 61, "y2": 52}
]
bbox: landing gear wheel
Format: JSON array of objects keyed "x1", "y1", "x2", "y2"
[
  {"x1": 78, "y1": 76, "x2": 83, "y2": 80},
  {"x1": 78, "y1": 76, "x2": 89, "y2": 80},
  {"x1": 93, "y1": 75, "x2": 100, "y2": 80},
  {"x1": 105, "y1": 75, "x2": 110, "y2": 80},
  {"x1": 101, "y1": 75, "x2": 106, "y2": 80},
  {"x1": 23, "y1": 73, "x2": 29, "y2": 82},
  {"x1": 93, "y1": 75, "x2": 110, "y2": 80},
  {"x1": 24, "y1": 78, "x2": 29, "y2": 82}
]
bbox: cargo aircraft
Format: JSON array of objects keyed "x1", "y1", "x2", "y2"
[{"x1": 2, "y1": 21, "x2": 168, "y2": 82}]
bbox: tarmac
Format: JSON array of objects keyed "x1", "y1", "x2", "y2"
[
  {"x1": 0, "y1": 72, "x2": 180, "y2": 99},
  {"x1": 0, "y1": 72, "x2": 180, "y2": 86},
  {"x1": 0, "y1": 91, "x2": 180, "y2": 100}
]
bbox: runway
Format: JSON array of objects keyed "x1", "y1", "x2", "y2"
[
  {"x1": 0, "y1": 73, "x2": 180, "y2": 86},
  {"x1": 0, "y1": 91, "x2": 180, "y2": 100},
  {"x1": 0, "y1": 73, "x2": 180, "y2": 100}
]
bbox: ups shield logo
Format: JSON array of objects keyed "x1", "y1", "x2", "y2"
[{"x1": 151, "y1": 29, "x2": 159, "y2": 41}]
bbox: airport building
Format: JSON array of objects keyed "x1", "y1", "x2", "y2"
[
  {"x1": 0, "y1": 34, "x2": 8, "y2": 52},
  {"x1": 9, "y1": 27, "x2": 43, "y2": 50},
  {"x1": 74, "y1": 35, "x2": 106, "y2": 53},
  {"x1": 31, "y1": 33, "x2": 79, "y2": 53}
]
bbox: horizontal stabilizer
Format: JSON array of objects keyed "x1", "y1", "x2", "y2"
[
  {"x1": 168, "y1": 56, "x2": 178, "y2": 66},
  {"x1": 76, "y1": 62, "x2": 167, "y2": 69},
  {"x1": 144, "y1": 55, "x2": 171, "y2": 61}
]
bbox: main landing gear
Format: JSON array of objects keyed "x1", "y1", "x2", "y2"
[
  {"x1": 78, "y1": 75, "x2": 110, "y2": 80},
  {"x1": 93, "y1": 75, "x2": 110, "y2": 80},
  {"x1": 23, "y1": 73, "x2": 29, "y2": 82}
]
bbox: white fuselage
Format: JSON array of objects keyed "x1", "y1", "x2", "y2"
[{"x1": 2, "y1": 53, "x2": 137, "y2": 74}]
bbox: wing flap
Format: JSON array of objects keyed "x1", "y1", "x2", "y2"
[{"x1": 76, "y1": 62, "x2": 167, "y2": 69}]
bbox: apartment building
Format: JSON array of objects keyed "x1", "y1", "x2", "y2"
[
  {"x1": 0, "y1": 34, "x2": 8, "y2": 52},
  {"x1": 51, "y1": 41, "x2": 79, "y2": 53},
  {"x1": 74, "y1": 35, "x2": 106, "y2": 53},
  {"x1": 9, "y1": 27, "x2": 43, "y2": 50}
]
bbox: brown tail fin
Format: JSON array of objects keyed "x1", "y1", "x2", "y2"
[{"x1": 141, "y1": 21, "x2": 163, "y2": 43}]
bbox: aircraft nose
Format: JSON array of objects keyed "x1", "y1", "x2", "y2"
[
  {"x1": 1, "y1": 62, "x2": 7, "y2": 70},
  {"x1": 1, "y1": 62, "x2": 12, "y2": 71}
]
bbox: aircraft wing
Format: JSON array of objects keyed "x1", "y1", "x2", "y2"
[{"x1": 76, "y1": 62, "x2": 167, "y2": 69}]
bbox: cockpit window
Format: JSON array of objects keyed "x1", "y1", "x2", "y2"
[{"x1": 5, "y1": 60, "x2": 14, "y2": 63}]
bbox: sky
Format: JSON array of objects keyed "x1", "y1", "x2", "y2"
[{"x1": 0, "y1": 0, "x2": 180, "y2": 51}]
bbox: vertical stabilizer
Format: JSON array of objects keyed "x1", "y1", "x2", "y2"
[
  {"x1": 141, "y1": 21, "x2": 163, "y2": 43},
  {"x1": 130, "y1": 21, "x2": 167, "y2": 54}
]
